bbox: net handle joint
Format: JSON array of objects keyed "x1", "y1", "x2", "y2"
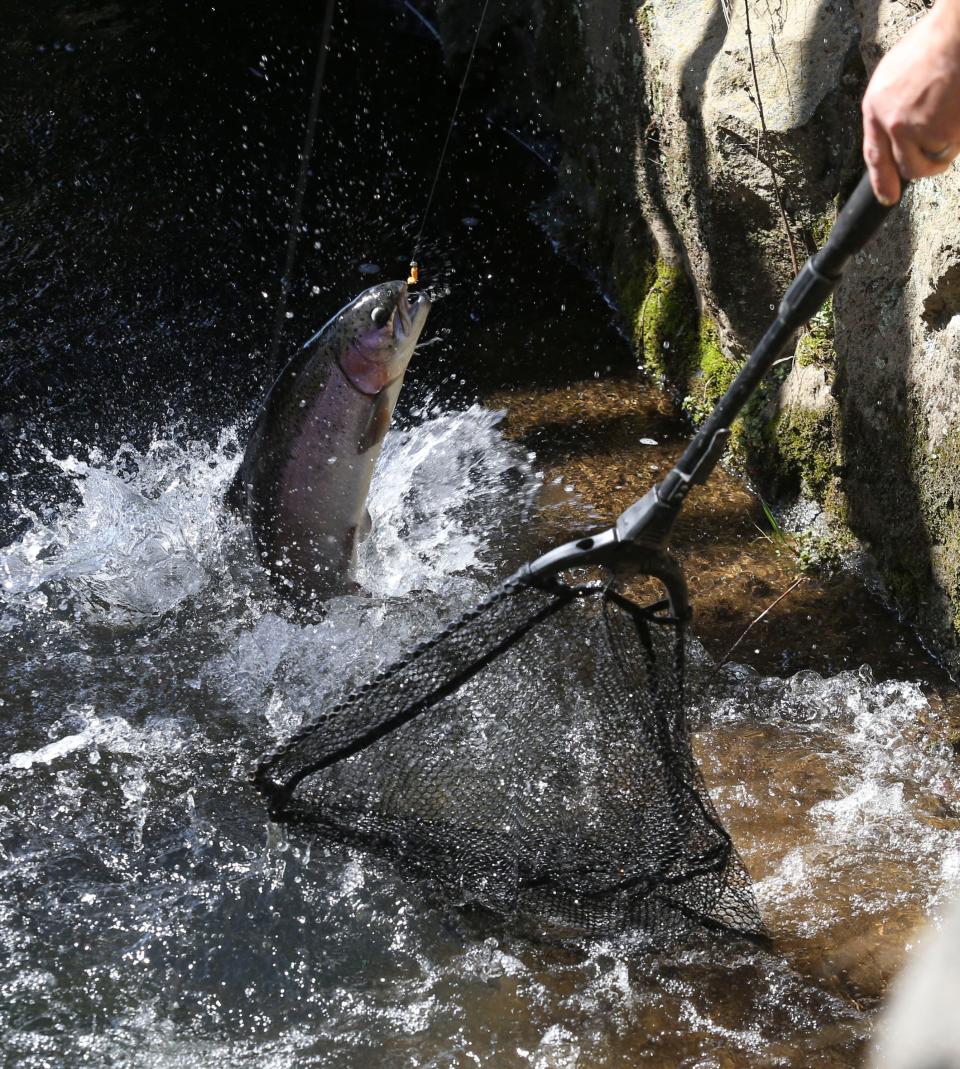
[{"x1": 522, "y1": 509, "x2": 690, "y2": 621}]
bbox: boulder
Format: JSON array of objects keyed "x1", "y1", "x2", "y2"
[{"x1": 436, "y1": 0, "x2": 960, "y2": 668}]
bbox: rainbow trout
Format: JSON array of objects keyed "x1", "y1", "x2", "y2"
[{"x1": 230, "y1": 281, "x2": 431, "y2": 604}]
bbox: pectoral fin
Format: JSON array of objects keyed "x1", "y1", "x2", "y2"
[{"x1": 358, "y1": 392, "x2": 393, "y2": 454}]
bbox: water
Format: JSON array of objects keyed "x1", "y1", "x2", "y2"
[
  {"x1": 3, "y1": 416, "x2": 960, "y2": 1067},
  {"x1": 4, "y1": 1, "x2": 960, "y2": 1064}
]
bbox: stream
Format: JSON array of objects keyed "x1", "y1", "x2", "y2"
[{"x1": 3, "y1": 2, "x2": 960, "y2": 1067}]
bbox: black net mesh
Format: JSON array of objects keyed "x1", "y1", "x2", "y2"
[{"x1": 255, "y1": 578, "x2": 764, "y2": 941}]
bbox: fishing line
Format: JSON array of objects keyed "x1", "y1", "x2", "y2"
[
  {"x1": 408, "y1": 0, "x2": 491, "y2": 285},
  {"x1": 268, "y1": 0, "x2": 337, "y2": 377}
]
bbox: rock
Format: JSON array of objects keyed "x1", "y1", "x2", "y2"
[
  {"x1": 837, "y1": 171, "x2": 960, "y2": 668},
  {"x1": 436, "y1": 0, "x2": 960, "y2": 667},
  {"x1": 780, "y1": 362, "x2": 833, "y2": 415}
]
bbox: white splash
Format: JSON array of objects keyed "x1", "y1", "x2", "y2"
[
  {"x1": 1, "y1": 408, "x2": 535, "y2": 626},
  {"x1": 705, "y1": 664, "x2": 960, "y2": 923},
  {"x1": 0, "y1": 430, "x2": 242, "y2": 619},
  {"x1": 6, "y1": 705, "x2": 187, "y2": 771},
  {"x1": 357, "y1": 405, "x2": 536, "y2": 597}
]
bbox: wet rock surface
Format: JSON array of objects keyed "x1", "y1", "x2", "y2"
[{"x1": 438, "y1": 0, "x2": 960, "y2": 669}]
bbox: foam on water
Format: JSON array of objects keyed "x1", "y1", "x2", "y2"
[
  {"x1": 0, "y1": 410, "x2": 957, "y2": 1067},
  {"x1": 0, "y1": 431, "x2": 242, "y2": 620},
  {"x1": 696, "y1": 663, "x2": 960, "y2": 965}
]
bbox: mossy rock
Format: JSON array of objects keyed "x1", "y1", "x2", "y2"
[
  {"x1": 756, "y1": 402, "x2": 846, "y2": 519},
  {"x1": 684, "y1": 319, "x2": 740, "y2": 424},
  {"x1": 796, "y1": 297, "x2": 836, "y2": 371},
  {"x1": 612, "y1": 247, "x2": 657, "y2": 349},
  {"x1": 634, "y1": 259, "x2": 699, "y2": 385},
  {"x1": 626, "y1": 258, "x2": 844, "y2": 517},
  {"x1": 913, "y1": 427, "x2": 960, "y2": 627}
]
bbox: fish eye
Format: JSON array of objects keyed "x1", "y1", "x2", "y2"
[{"x1": 371, "y1": 305, "x2": 390, "y2": 328}]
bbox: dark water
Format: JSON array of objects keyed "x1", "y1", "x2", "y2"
[
  {"x1": 1, "y1": 0, "x2": 628, "y2": 530},
  {"x1": 3, "y1": 3, "x2": 960, "y2": 1067}
]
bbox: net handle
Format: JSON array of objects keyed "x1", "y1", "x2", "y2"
[
  {"x1": 524, "y1": 174, "x2": 904, "y2": 584},
  {"x1": 522, "y1": 526, "x2": 690, "y2": 621},
  {"x1": 657, "y1": 173, "x2": 903, "y2": 508}
]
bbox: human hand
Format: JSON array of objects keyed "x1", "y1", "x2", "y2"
[{"x1": 862, "y1": 0, "x2": 960, "y2": 204}]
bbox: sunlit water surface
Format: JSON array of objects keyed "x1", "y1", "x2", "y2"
[{"x1": 2, "y1": 415, "x2": 959, "y2": 1068}]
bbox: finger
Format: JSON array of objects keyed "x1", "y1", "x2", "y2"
[
  {"x1": 863, "y1": 108, "x2": 901, "y2": 205},
  {"x1": 919, "y1": 153, "x2": 955, "y2": 176},
  {"x1": 889, "y1": 124, "x2": 943, "y2": 180}
]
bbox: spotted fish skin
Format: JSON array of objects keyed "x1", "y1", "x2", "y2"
[{"x1": 231, "y1": 281, "x2": 431, "y2": 605}]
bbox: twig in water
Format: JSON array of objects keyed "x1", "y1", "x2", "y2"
[
  {"x1": 743, "y1": 0, "x2": 800, "y2": 277},
  {"x1": 717, "y1": 575, "x2": 806, "y2": 666}
]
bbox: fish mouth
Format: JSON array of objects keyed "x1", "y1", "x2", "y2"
[{"x1": 392, "y1": 285, "x2": 431, "y2": 345}]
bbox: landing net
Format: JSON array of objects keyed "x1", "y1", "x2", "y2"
[{"x1": 255, "y1": 577, "x2": 764, "y2": 941}]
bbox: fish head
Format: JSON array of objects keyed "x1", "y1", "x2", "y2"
[{"x1": 338, "y1": 281, "x2": 431, "y2": 395}]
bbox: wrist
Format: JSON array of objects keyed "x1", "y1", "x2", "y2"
[{"x1": 930, "y1": 0, "x2": 960, "y2": 37}]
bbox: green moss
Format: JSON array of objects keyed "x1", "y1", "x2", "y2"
[
  {"x1": 773, "y1": 404, "x2": 841, "y2": 501},
  {"x1": 809, "y1": 210, "x2": 836, "y2": 250},
  {"x1": 683, "y1": 318, "x2": 741, "y2": 424},
  {"x1": 631, "y1": 260, "x2": 739, "y2": 413},
  {"x1": 726, "y1": 396, "x2": 775, "y2": 476},
  {"x1": 698, "y1": 319, "x2": 736, "y2": 393},
  {"x1": 635, "y1": 259, "x2": 698, "y2": 384},
  {"x1": 612, "y1": 250, "x2": 656, "y2": 350},
  {"x1": 796, "y1": 296, "x2": 836, "y2": 370}
]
